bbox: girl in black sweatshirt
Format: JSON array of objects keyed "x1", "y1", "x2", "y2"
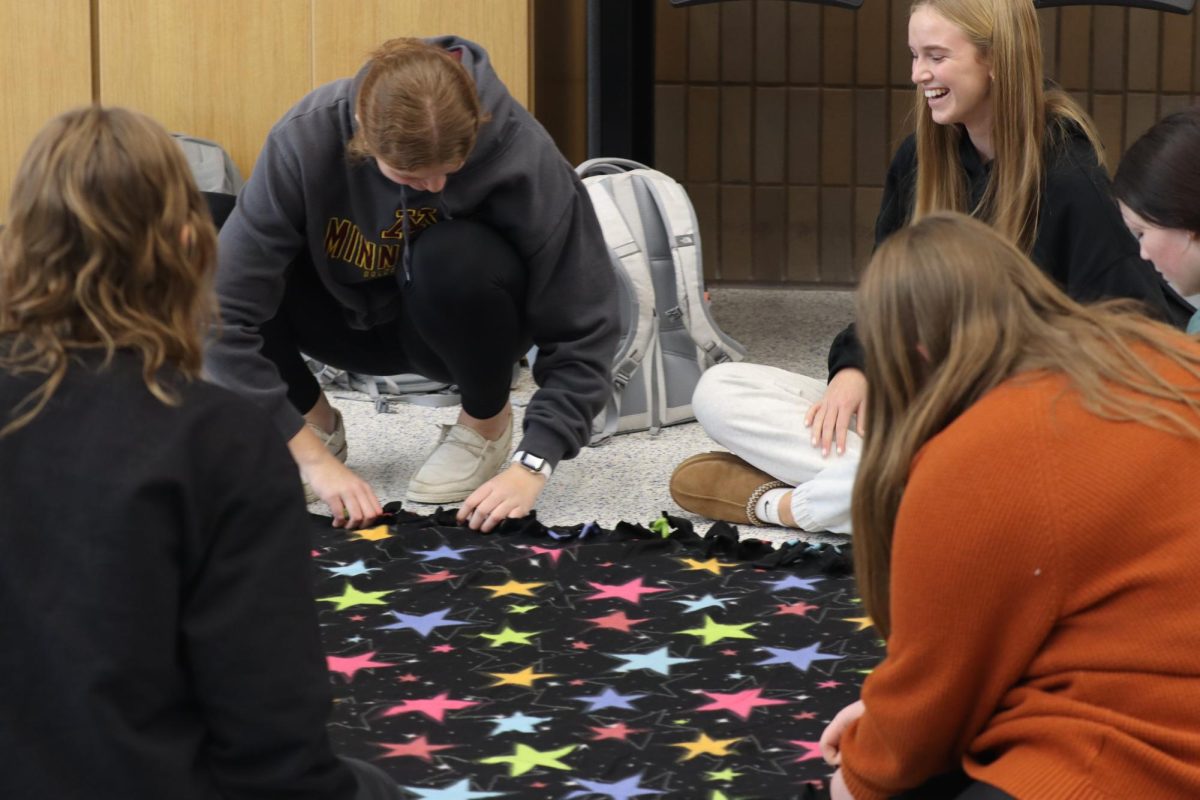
[
  {"x1": 0, "y1": 106, "x2": 399, "y2": 800},
  {"x1": 670, "y1": 0, "x2": 1191, "y2": 536}
]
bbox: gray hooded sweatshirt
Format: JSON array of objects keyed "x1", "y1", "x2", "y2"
[{"x1": 207, "y1": 36, "x2": 617, "y2": 468}]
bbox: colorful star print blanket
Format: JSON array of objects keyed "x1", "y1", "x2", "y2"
[{"x1": 311, "y1": 507, "x2": 884, "y2": 800}]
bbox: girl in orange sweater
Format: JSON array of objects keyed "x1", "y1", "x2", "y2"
[{"x1": 820, "y1": 213, "x2": 1200, "y2": 799}]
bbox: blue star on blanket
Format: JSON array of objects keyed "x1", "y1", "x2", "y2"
[{"x1": 310, "y1": 509, "x2": 881, "y2": 799}]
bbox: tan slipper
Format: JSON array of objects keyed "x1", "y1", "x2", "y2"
[{"x1": 670, "y1": 451, "x2": 787, "y2": 526}]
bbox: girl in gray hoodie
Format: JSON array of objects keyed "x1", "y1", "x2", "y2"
[{"x1": 206, "y1": 37, "x2": 617, "y2": 530}]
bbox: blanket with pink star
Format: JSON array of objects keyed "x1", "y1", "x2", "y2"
[{"x1": 311, "y1": 507, "x2": 882, "y2": 800}]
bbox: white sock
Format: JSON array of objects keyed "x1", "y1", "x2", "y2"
[{"x1": 755, "y1": 488, "x2": 790, "y2": 526}]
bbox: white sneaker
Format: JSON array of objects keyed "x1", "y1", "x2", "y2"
[
  {"x1": 303, "y1": 408, "x2": 347, "y2": 504},
  {"x1": 407, "y1": 415, "x2": 513, "y2": 504}
]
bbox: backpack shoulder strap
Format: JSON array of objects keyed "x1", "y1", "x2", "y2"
[
  {"x1": 577, "y1": 157, "x2": 651, "y2": 178},
  {"x1": 634, "y1": 170, "x2": 746, "y2": 365},
  {"x1": 584, "y1": 179, "x2": 658, "y2": 390}
]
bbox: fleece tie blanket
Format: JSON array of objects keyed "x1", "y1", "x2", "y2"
[{"x1": 311, "y1": 507, "x2": 884, "y2": 800}]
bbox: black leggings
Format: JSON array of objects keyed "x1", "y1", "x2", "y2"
[
  {"x1": 341, "y1": 757, "x2": 403, "y2": 799},
  {"x1": 258, "y1": 217, "x2": 529, "y2": 419},
  {"x1": 892, "y1": 770, "x2": 1015, "y2": 799}
]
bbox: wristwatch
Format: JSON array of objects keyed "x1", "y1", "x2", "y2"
[{"x1": 511, "y1": 450, "x2": 553, "y2": 479}]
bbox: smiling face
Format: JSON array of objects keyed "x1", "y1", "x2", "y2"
[
  {"x1": 1119, "y1": 202, "x2": 1200, "y2": 295},
  {"x1": 374, "y1": 159, "x2": 462, "y2": 193},
  {"x1": 909, "y1": 6, "x2": 993, "y2": 138}
]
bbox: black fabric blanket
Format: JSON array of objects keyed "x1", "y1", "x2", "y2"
[{"x1": 311, "y1": 507, "x2": 883, "y2": 800}]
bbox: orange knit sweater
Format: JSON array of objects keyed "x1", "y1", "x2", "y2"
[{"x1": 840, "y1": 366, "x2": 1200, "y2": 800}]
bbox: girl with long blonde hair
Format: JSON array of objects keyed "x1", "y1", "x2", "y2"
[
  {"x1": 0, "y1": 106, "x2": 402, "y2": 800},
  {"x1": 818, "y1": 213, "x2": 1200, "y2": 799},
  {"x1": 671, "y1": 0, "x2": 1190, "y2": 538}
]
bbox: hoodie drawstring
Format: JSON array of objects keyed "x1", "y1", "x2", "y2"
[{"x1": 400, "y1": 189, "x2": 413, "y2": 289}]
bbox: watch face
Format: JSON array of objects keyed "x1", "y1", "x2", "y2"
[{"x1": 513, "y1": 451, "x2": 549, "y2": 477}]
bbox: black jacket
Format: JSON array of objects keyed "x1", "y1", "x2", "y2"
[
  {"x1": 0, "y1": 352, "x2": 356, "y2": 799},
  {"x1": 827, "y1": 128, "x2": 1194, "y2": 379}
]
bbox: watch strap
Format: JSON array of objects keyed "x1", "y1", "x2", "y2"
[{"x1": 512, "y1": 450, "x2": 553, "y2": 479}]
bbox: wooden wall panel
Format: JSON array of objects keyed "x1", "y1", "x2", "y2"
[
  {"x1": 720, "y1": 1, "x2": 754, "y2": 83},
  {"x1": 856, "y1": 0, "x2": 888, "y2": 87},
  {"x1": 1127, "y1": 10, "x2": 1161, "y2": 92},
  {"x1": 98, "y1": 1, "x2": 311, "y2": 180},
  {"x1": 21, "y1": 0, "x2": 1200, "y2": 287},
  {"x1": 1038, "y1": 8, "x2": 1058, "y2": 82},
  {"x1": 0, "y1": 2, "x2": 93, "y2": 219},
  {"x1": 1091, "y1": 8, "x2": 1125, "y2": 92},
  {"x1": 891, "y1": 88, "x2": 916, "y2": 153},
  {"x1": 13, "y1": 1, "x2": 536, "y2": 197},
  {"x1": 754, "y1": 186, "x2": 787, "y2": 282},
  {"x1": 312, "y1": 1, "x2": 529, "y2": 107},
  {"x1": 756, "y1": 1, "x2": 789, "y2": 84},
  {"x1": 720, "y1": 87, "x2": 753, "y2": 183},
  {"x1": 655, "y1": 86, "x2": 688, "y2": 182},
  {"x1": 789, "y1": 4, "x2": 821, "y2": 85},
  {"x1": 889, "y1": 0, "x2": 910, "y2": 86},
  {"x1": 855, "y1": 89, "x2": 888, "y2": 187},
  {"x1": 690, "y1": 184, "x2": 720, "y2": 282},
  {"x1": 1058, "y1": 8, "x2": 1092, "y2": 90},
  {"x1": 688, "y1": 3, "x2": 721, "y2": 83},
  {"x1": 533, "y1": 0, "x2": 586, "y2": 163},
  {"x1": 1091, "y1": 94, "x2": 1124, "y2": 171},
  {"x1": 655, "y1": 0, "x2": 688, "y2": 83},
  {"x1": 788, "y1": 89, "x2": 820, "y2": 185},
  {"x1": 855, "y1": 187, "x2": 883, "y2": 275},
  {"x1": 820, "y1": 90, "x2": 854, "y2": 186},
  {"x1": 787, "y1": 187, "x2": 820, "y2": 283},
  {"x1": 1161, "y1": 12, "x2": 1194, "y2": 93},
  {"x1": 1159, "y1": 93, "x2": 1194, "y2": 118},
  {"x1": 1125, "y1": 93, "x2": 1159, "y2": 148},
  {"x1": 823, "y1": 7, "x2": 855, "y2": 86},
  {"x1": 755, "y1": 87, "x2": 788, "y2": 184},
  {"x1": 1195, "y1": 10, "x2": 1200, "y2": 92},
  {"x1": 819, "y1": 187, "x2": 853, "y2": 282},
  {"x1": 720, "y1": 186, "x2": 754, "y2": 281},
  {"x1": 686, "y1": 87, "x2": 720, "y2": 183}
]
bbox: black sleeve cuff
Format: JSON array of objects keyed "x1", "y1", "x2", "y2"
[{"x1": 827, "y1": 322, "x2": 865, "y2": 381}]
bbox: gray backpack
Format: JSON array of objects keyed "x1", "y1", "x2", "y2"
[
  {"x1": 303, "y1": 359, "x2": 461, "y2": 413},
  {"x1": 172, "y1": 134, "x2": 244, "y2": 195},
  {"x1": 577, "y1": 158, "x2": 747, "y2": 443}
]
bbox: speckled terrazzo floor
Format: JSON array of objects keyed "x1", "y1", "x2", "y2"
[{"x1": 314, "y1": 286, "x2": 856, "y2": 545}]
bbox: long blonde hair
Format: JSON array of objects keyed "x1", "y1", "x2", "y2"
[
  {"x1": 0, "y1": 106, "x2": 217, "y2": 436},
  {"x1": 910, "y1": 0, "x2": 1102, "y2": 253},
  {"x1": 852, "y1": 212, "x2": 1200, "y2": 637},
  {"x1": 347, "y1": 38, "x2": 488, "y2": 171}
]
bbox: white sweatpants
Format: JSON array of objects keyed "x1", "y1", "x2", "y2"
[{"x1": 691, "y1": 362, "x2": 860, "y2": 533}]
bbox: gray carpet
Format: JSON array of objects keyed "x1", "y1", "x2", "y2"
[{"x1": 315, "y1": 286, "x2": 856, "y2": 545}]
